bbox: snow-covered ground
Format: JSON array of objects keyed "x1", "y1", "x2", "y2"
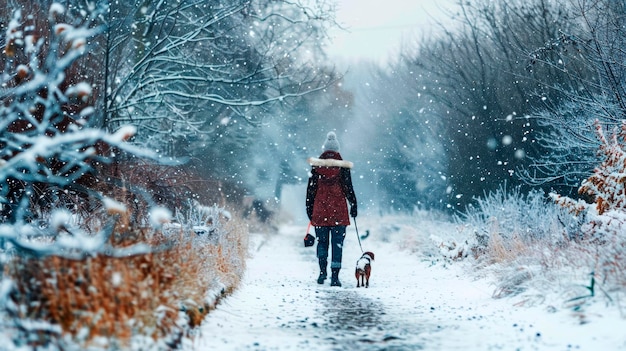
[{"x1": 183, "y1": 217, "x2": 626, "y2": 351}]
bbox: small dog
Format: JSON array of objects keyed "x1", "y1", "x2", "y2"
[{"x1": 355, "y1": 251, "x2": 375, "y2": 288}]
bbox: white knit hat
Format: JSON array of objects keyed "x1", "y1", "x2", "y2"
[{"x1": 322, "y1": 131, "x2": 340, "y2": 152}]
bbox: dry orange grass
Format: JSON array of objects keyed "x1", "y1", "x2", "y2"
[
  {"x1": 2, "y1": 158, "x2": 251, "y2": 349},
  {"x1": 468, "y1": 121, "x2": 626, "y2": 301},
  {"x1": 468, "y1": 217, "x2": 534, "y2": 266},
  {"x1": 5, "y1": 208, "x2": 248, "y2": 349},
  {"x1": 485, "y1": 232, "x2": 529, "y2": 264}
]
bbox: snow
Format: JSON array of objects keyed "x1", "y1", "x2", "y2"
[
  {"x1": 53, "y1": 23, "x2": 74, "y2": 35},
  {"x1": 182, "y1": 216, "x2": 626, "y2": 351},
  {"x1": 149, "y1": 206, "x2": 172, "y2": 227},
  {"x1": 49, "y1": 209, "x2": 72, "y2": 231},
  {"x1": 49, "y1": 3, "x2": 65, "y2": 18},
  {"x1": 111, "y1": 125, "x2": 137, "y2": 142},
  {"x1": 0, "y1": 2, "x2": 625, "y2": 349},
  {"x1": 65, "y1": 82, "x2": 92, "y2": 99},
  {"x1": 102, "y1": 197, "x2": 127, "y2": 213}
]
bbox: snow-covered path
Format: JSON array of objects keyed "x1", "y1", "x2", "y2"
[{"x1": 183, "y1": 223, "x2": 626, "y2": 351}]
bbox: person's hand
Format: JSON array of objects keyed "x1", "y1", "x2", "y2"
[{"x1": 350, "y1": 205, "x2": 357, "y2": 218}]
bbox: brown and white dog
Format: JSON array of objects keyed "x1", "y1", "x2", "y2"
[{"x1": 355, "y1": 251, "x2": 375, "y2": 288}]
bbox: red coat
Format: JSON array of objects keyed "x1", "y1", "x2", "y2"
[{"x1": 306, "y1": 151, "x2": 357, "y2": 226}]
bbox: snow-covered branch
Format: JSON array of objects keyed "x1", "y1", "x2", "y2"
[
  {"x1": 104, "y1": 0, "x2": 335, "y2": 154},
  {"x1": 0, "y1": 3, "x2": 168, "y2": 258}
]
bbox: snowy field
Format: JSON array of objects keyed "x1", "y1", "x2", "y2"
[{"x1": 182, "y1": 216, "x2": 626, "y2": 351}]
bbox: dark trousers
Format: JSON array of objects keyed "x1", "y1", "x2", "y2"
[{"x1": 315, "y1": 226, "x2": 346, "y2": 269}]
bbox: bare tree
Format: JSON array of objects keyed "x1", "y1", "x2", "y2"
[
  {"x1": 402, "y1": 0, "x2": 580, "y2": 207},
  {"x1": 520, "y1": 0, "x2": 626, "y2": 189},
  {"x1": 102, "y1": 0, "x2": 337, "y2": 158},
  {"x1": 0, "y1": 3, "x2": 161, "y2": 259}
]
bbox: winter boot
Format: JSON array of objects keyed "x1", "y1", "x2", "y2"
[
  {"x1": 330, "y1": 268, "x2": 341, "y2": 287},
  {"x1": 317, "y1": 259, "x2": 327, "y2": 284}
]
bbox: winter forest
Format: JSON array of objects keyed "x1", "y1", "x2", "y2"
[{"x1": 1, "y1": 0, "x2": 625, "y2": 349}]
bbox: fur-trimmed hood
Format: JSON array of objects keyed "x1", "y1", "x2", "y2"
[{"x1": 307, "y1": 157, "x2": 353, "y2": 169}]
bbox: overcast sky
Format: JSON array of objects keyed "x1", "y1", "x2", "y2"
[{"x1": 325, "y1": 0, "x2": 457, "y2": 64}]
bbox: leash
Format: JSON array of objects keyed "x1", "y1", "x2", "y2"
[{"x1": 354, "y1": 217, "x2": 364, "y2": 253}]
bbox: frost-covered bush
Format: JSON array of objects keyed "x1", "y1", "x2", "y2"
[
  {"x1": 552, "y1": 120, "x2": 626, "y2": 240},
  {"x1": 0, "y1": 3, "x2": 248, "y2": 350},
  {"x1": 174, "y1": 200, "x2": 231, "y2": 242},
  {"x1": 173, "y1": 199, "x2": 249, "y2": 295},
  {"x1": 452, "y1": 120, "x2": 626, "y2": 301},
  {"x1": 436, "y1": 187, "x2": 577, "y2": 298},
  {"x1": 550, "y1": 120, "x2": 626, "y2": 298},
  {"x1": 457, "y1": 186, "x2": 571, "y2": 259},
  {"x1": 3, "y1": 191, "x2": 247, "y2": 350},
  {"x1": 0, "y1": 3, "x2": 154, "y2": 231}
]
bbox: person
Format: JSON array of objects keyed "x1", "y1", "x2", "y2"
[{"x1": 306, "y1": 131, "x2": 357, "y2": 287}]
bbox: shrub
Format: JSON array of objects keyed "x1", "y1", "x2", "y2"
[
  {"x1": 3, "y1": 197, "x2": 247, "y2": 350},
  {"x1": 443, "y1": 186, "x2": 578, "y2": 299},
  {"x1": 552, "y1": 120, "x2": 626, "y2": 238},
  {"x1": 453, "y1": 185, "x2": 572, "y2": 262},
  {"x1": 0, "y1": 4, "x2": 249, "y2": 349},
  {"x1": 550, "y1": 119, "x2": 626, "y2": 303}
]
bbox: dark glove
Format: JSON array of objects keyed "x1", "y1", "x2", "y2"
[{"x1": 350, "y1": 205, "x2": 357, "y2": 218}]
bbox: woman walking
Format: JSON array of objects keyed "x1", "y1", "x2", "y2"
[{"x1": 306, "y1": 132, "x2": 357, "y2": 287}]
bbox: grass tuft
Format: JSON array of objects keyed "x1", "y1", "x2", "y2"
[{"x1": 3, "y1": 161, "x2": 250, "y2": 350}]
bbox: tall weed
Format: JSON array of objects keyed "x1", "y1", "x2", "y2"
[
  {"x1": 2, "y1": 163, "x2": 249, "y2": 350},
  {"x1": 457, "y1": 185, "x2": 574, "y2": 260},
  {"x1": 452, "y1": 120, "x2": 626, "y2": 307}
]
